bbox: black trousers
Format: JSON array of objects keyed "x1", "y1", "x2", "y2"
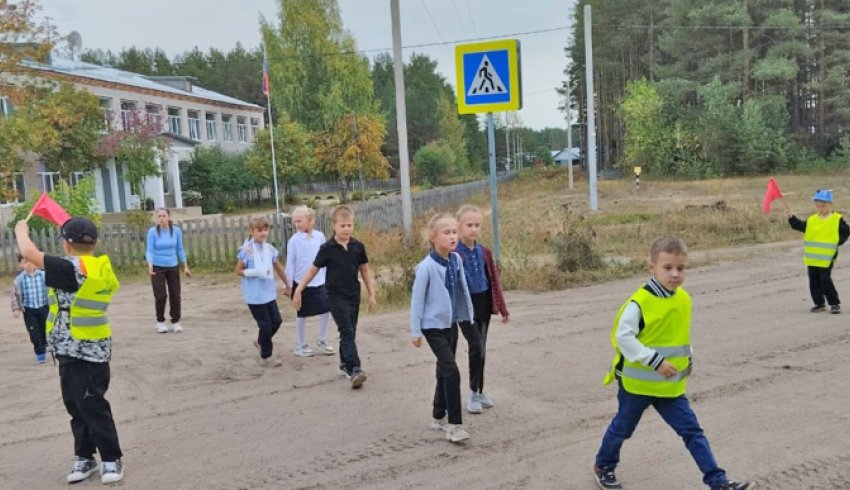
[
  {"x1": 329, "y1": 297, "x2": 361, "y2": 372},
  {"x1": 23, "y1": 305, "x2": 48, "y2": 355},
  {"x1": 151, "y1": 265, "x2": 181, "y2": 323},
  {"x1": 808, "y1": 264, "x2": 840, "y2": 306},
  {"x1": 58, "y1": 356, "x2": 122, "y2": 462},
  {"x1": 423, "y1": 325, "x2": 462, "y2": 425},
  {"x1": 458, "y1": 321, "x2": 484, "y2": 393},
  {"x1": 248, "y1": 301, "x2": 283, "y2": 359}
]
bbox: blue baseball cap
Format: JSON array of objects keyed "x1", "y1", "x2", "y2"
[{"x1": 812, "y1": 189, "x2": 833, "y2": 203}]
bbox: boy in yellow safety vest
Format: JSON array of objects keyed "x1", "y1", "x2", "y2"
[
  {"x1": 15, "y1": 216, "x2": 124, "y2": 485},
  {"x1": 787, "y1": 189, "x2": 850, "y2": 314},
  {"x1": 592, "y1": 236, "x2": 751, "y2": 490}
]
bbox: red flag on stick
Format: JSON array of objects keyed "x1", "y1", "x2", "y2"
[
  {"x1": 29, "y1": 193, "x2": 71, "y2": 226},
  {"x1": 762, "y1": 178, "x2": 784, "y2": 214}
]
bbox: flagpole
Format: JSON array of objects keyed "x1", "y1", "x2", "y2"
[{"x1": 264, "y1": 44, "x2": 281, "y2": 216}]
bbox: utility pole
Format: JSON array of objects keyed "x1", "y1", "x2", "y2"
[
  {"x1": 390, "y1": 0, "x2": 413, "y2": 243},
  {"x1": 584, "y1": 4, "x2": 598, "y2": 210},
  {"x1": 565, "y1": 75, "x2": 573, "y2": 190},
  {"x1": 505, "y1": 114, "x2": 511, "y2": 173}
]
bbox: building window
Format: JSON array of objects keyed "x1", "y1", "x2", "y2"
[
  {"x1": 250, "y1": 118, "x2": 260, "y2": 142},
  {"x1": 168, "y1": 107, "x2": 182, "y2": 135},
  {"x1": 1, "y1": 172, "x2": 25, "y2": 205},
  {"x1": 222, "y1": 114, "x2": 233, "y2": 142},
  {"x1": 71, "y1": 171, "x2": 88, "y2": 186},
  {"x1": 99, "y1": 98, "x2": 112, "y2": 131},
  {"x1": 145, "y1": 104, "x2": 163, "y2": 130},
  {"x1": 188, "y1": 110, "x2": 201, "y2": 141},
  {"x1": 0, "y1": 96, "x2": 12, "y2": 117},
  {"x1": 237, "y1": 116, "x2": 247, "y2": 143},
  {"x1": 120, "y1": 101, "x2": 137, "y2": 132},
  {"x1": 39, "y1": 172, "x2": 60, "y2": 192},
  {"x1": 205, "y1": 113, "x2": 217, "y2": 141}
]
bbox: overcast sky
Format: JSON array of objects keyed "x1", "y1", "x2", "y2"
[{"x1": 38, "y1": 0, "x2": 574, "y2": 129}]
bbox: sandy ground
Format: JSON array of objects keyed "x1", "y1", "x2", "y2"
[{"x1": 2, "y1": 243, "x2": 850, "y2": 489}]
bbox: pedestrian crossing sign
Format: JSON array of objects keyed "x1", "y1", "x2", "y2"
[{"x1": 456, "y1": 39, "x2": 522, "y2": 114}]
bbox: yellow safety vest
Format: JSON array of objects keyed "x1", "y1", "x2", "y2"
[
  {"x1": 47, "y1": 255, "x2": 120, "y2": 341},
  {"x1": 803, "y1": 212, "x2": 842, "y2": 268},
  {"x1": 603, "y1": 287, "x2": 692, "y2": 398}
]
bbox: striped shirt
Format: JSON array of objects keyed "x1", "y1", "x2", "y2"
[{"x1": 12, "y1": 270, "x2": 48, "y2": 310}]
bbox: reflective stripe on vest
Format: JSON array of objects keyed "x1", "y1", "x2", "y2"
[
  {"x1": 803, "y1": 213, "x2": 841, "y2": 268},
  {"x1": 602, "y1": 287, "x2": 692, "y2": 398},
  {"x1": 72, "y1": 316, "x2": 110, "y2": 327},
  {"x1": 74, "y1": 298, "x2": 109, "y2": 311}
]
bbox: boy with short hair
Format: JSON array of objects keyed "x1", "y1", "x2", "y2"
[
  {"x1": 293, "y1": 205, "x2": 376, "y2": 389},
  {"x1": 11, "y1": 254, "x2": 49, "y2": 363},
  {"x1": 15, "y1": 216, "x2": 124, "y2": 485},
  {"x1": 787, "y1": 189, "x2": 850, "y2": 314},
  {"x1": 593, "y1": 236, "x2": 751, "y2": 490}
]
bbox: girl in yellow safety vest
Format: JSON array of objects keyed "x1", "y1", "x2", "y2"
[{"x1": 787, "y1": 189, "x2": 850, "y2": 314}]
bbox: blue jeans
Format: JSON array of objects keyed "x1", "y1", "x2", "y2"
[{"x1": 595, "y1": 384, "x2": 727, "y2": 488}]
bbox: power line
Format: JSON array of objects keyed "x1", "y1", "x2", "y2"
[
  {"x1": 594, "y1": 23, "x2": 850, "y2": 30},
  {"x1": 464, "y1": 0, "x2": 479, "y2": 37},
  {"x1": 451, "y1": 0, "x2": 469, "y2": 37}
]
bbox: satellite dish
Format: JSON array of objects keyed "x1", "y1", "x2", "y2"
[{"x1": 66, "y1": 31, "x2": 82, "y2": 60}]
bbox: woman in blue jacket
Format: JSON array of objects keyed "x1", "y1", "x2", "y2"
[{"x1": 146, "y1": 208, "x2": 191, "y2": 333}]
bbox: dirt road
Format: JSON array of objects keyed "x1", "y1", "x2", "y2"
[{"x1": 2, "y1": 243, "x2": 849, "y2": 489}]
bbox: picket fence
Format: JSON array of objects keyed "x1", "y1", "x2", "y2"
[{"x1": 0, "y1": 175, "x2": 513, "y2": 274}]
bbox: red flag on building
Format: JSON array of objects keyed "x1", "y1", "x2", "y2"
[
  {"x1": 30, "y1": 193, "x2": 71, "y2": 225},
  {"x1": 762, "y1": 178, "x2": 783, "y2": 214}
]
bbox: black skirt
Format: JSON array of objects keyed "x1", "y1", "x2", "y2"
[{"x1": 292, "y1": 282, "x2": 330, "y2": 317}]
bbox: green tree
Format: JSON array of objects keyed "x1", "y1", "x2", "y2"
[
  {"x1": 24, "y1": 83, "x2": 105, "y2": 180},
  {"x1": 97, "y1": 111, "x2": 168, "y2": 201},
  {"x1": 413, "y1": 141, "x2": 453, "y2": 186},
  {"x1": 535, "y1": 146, "x2": 555, "y2": 166},
  {"x1": 619, "y1": 79, "x2": 673, "y2": 173},
  {"x1": 437, "y1": 92, "x2": 470, "y2": 175},
  {"x1": 246, "y1": 113, "x2": 313, "y2": 201}
]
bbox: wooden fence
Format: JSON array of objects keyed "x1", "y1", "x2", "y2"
[{"x1": 0, "y1": 174, "x2": 514, "y2": 274}]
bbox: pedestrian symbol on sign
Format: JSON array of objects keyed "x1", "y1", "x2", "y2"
[{"x1": 468, "y1": 54, "x2": 506, "y2": 96}]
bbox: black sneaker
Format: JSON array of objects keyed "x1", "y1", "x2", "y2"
[
  {"x1": 831, "y1": 305, "x2": 841, "y2": 314},
  {"x1": 713, "y1": 481, "x2": 753, "y2": 490},
  {"x1": 67, "y1": 457, "x2": 98, "y2": 483},
  {"x1": 350, "y1": 367, "x2": 367, "y2": 389},
  {"x1": 592, "y1": 465, "x2": 622, "y2": 489},
  {"x1": 810, "y1": 305, "x2": 826, "y2": 312}
]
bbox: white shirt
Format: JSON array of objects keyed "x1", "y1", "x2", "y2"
[{"x1": 285, "y1": 230, "x2": 327, "y2": 288}]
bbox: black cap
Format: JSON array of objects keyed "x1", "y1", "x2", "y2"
[{"x1": 61, "y1": 217, "x2": 98, "y2": 244}]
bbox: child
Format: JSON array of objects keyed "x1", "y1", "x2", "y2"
[
  {"x1": 410, "y1": 213, "x2": 475, "y2": 443},
  {"x1": 787, "y1": 189, "x2": 849, "y2": 314},
  {"x1": 11, "y1": 254, "x2": 49, "y2": 363},
  {"x1": 593, "y1": 236, "x2": 751, "y2": 490},
  {"x1": 285, "y1": 206, "x2": 334, "y2": 357},
  {"x1": 236, "y1": 216, "x2": 291, "y2": 367},
  {"x1": 455, "y1": 205, "x2": 510, "y2": 414},
  {"x1": 294, "y1": 205, "x2": 375, "y2": 389},
  {"x1": 15, "y1": 217, "x2": 124, "y2": 484}
]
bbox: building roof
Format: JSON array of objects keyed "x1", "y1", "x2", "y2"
[
  {"x1": 553, "y1": 147, "x2": 581, "y2": 161},
  {"x1": 21, "y1": 58, "x2": 263, "y2": 111}
]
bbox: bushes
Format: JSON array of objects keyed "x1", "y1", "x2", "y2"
[
  {"x1": 9, "y1": 177, "x2": 100, "y2": 232},
  {"x1": 413, "y1": 141, "x2": 453, "y2": 186},
  {"x1": 182, "y1": 146, "x2": 264, "y2": 213}
]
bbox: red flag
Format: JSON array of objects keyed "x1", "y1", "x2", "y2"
[
  {"x1": 262, "y1": 52, "x2": 270, "y2": 96},
  {"x1": 30, "y1": 192, "x2": 71, "y2": 226},
  {"x1": 762, "y1": 178, "x2": 783, "y2": 214}
]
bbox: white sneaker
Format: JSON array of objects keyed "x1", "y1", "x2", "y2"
[
  {"x1": 479, "y1": 392, "x2": 494, "y2": 408},
  {"x1": 445, "y1": 424, "x2": 470, "y2": 443},
  {"x1": 155, "y1": 322, "x2": 168, "y2": 333},
  {"x1": 67, "y1": 457, "x2": 97, "y2": 483},
  {"x1": 467, "y1": 391, "x2": 483, "y2": 414},
  {"x1": 430, "y1": 417, "x2": 447, "y2": 431},
  {"x1": 171, "y1": 322, "x2": 183, "y2": 333},
  {"x1": 315, "y1": 340, "x2": 335, "y2": 355},
  {"x1": 100, "y1": 459, "x2": 124, "y2": 484},
  {"x1": 294, "y1": 344, "x2": 315, "y2": 357}
]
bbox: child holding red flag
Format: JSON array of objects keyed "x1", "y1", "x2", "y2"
[
  {"x1": 787, "y1": 189, "x2": 850, "y2": 314},
  {"x1": 29, "y1": 192, "x2": 72, "y2": 225}
]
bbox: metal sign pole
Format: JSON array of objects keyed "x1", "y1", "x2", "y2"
[{"x1": 487, "y1": 112, "x2": 500, "y2": 261}]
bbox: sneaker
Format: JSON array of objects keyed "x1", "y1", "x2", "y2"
[
  {"x1": 445, "y1": 424, "x2": 470, "y2": 443},
  {"x1": 467, "y1": 391, "x2": 483, "y2": 414},
  {"x1": 831, "y1": 304, "x2": 841, "y2": 314},
  {"x1": 810, "y1": 304, "x2": 826, "y2": 313},
  {"x1": 712, "y1": 481, "x2": 754, "y2": 490},
  {"x1": 350, "y1": 367, "x2": 367, "y2": 389},
  {"x1": 36, "y1": 353, "x2": 46, "y2": 364},
  {"x1": 315, "y1": 340, "x2": 335, "y2": 355},
  {"x1": 100, "y1": 459, "x2": 124, "y2": 484},
  {"x1": 171, "y1": 322, "x2": 183, "y2": 333},
  {"x1": 67, "y1": 457, "x2": 98, "y2": 483},
  {"x1": 479, "y1": 392, "x2": 494, "y2": 409},
  {"x1": 294, "y1": 344, "x2": 315, "y2": 357},
  {"x1": 592, "y1": 465, "x2": 622, "y2": 489},
  {"x1": 156, "y1": 322, "x2": 168, "y2": 333},
  {"x1": 259, "y1": 356, "x2": 282, "y2": 367},
  {"x1": 430, "y1": 417, "x2": 447, "y2": 431}
]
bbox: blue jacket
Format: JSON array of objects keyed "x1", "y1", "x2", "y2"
[
  {"x1": 410, "y1": 252, "x2": 474, "y2": 337},
  {"x1": 145, "y1": 225, "x2": 187, "y2": 267}
]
